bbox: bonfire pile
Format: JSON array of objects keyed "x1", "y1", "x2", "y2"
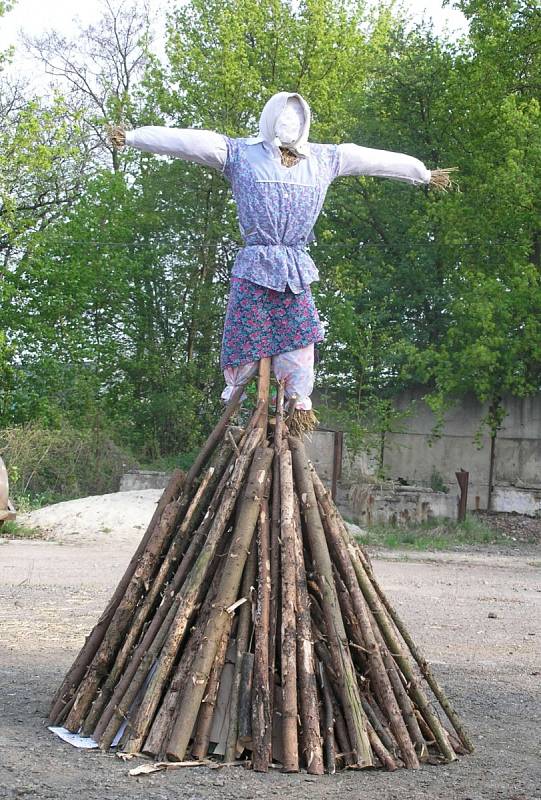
[{"x1": 49, "y1": 359, "x2": 472, "y2": 773}]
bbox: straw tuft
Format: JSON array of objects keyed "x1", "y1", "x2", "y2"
[{"x1": 429, "y1": 167, "x2": 460, "y2": 193}]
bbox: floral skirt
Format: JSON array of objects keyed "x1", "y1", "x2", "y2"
[{"x1": 220, "y1": 277, "x2": 325, "y2": 369}]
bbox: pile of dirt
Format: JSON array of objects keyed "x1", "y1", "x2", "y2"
[
  {"x1": 474, "y1": 510, "x2": 541, "y2": 545},
  {"x1": 20, "y1": 489, "x2": 162, "y2": 545}
]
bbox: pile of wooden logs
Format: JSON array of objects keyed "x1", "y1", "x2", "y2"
[{"x1": 49, "y1": 359, "x2": 473, "y2": 773}]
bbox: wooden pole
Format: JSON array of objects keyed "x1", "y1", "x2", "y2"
[
  {"x1": 191, "y1": 622, "x2": 232, "y2": 758},
  {"x1": 318, "y1": 662, "x2": 336, "y2": 774},
  {"x1": 257, "y1": 357, "x2": 271, "y2": 432},
  {"x1": 292, "y1": 496, "x2": 324, "y2": 774},
  {"x1": 238, "y1": 652, "x2": 255, "y2": 749},
  {"x1": 182, "y1": 384, "x2": 245, "y2": 493},
  {"x1": 313, "y1": 475, "x2": 419, "y2": 769},
  {"x1": 95, "y1": 442, "x2": 243, "y2": 748},
  {"x1": 65, "y1": 492, "x2": 181, "y2": 732},
  {"x1": 252, "y1": 488, "x2": 273, "y2": 771},
  {"x1": 224, "y1": 544, "x2": 257, "y2": 762},
  {"x1": 456, "y1": 469, "x2": 469, "y2": 522},
  {"x1": 83, "y1": 465, "x2": 217, "y2": 736},
  {"x1": 142, "y1": 569, "x2": 220, "y2": 758},
  {"x1": 338, "y1": 525, "x2": 458, "y2": 761},
  {"x1": 279, "y1": 448, "x2": 299, "y2": 772},
  {"x1": 289, "y1": 437, "x2": 373, "y2": 769},
  {"x1": 165, "y1": 445, "x2": 274, "y2": 762},
  {"x1": 268, "y1": 382, "x2": 284, "y2": 729},
  {"x1": 311, "y1": 464, "x2": 468, "y2": 758},
  {"x1": 48, "y1": 468, "x2": 185, "y2": 724},
  {"x1": 122, "y1": 428, "x2": 264, "y2": 754}
]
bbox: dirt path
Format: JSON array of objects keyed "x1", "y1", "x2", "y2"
[{"x1": 1, "y1": 534, "x2": 540, "y2": 800}]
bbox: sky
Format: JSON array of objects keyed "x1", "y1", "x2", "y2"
[{"x1": 0, "y1": 0, "x2": 469, "y2": 82}]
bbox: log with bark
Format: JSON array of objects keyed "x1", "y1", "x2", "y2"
[{"x1": 48, "y1": 358, "x2": 471, "y2": 775}]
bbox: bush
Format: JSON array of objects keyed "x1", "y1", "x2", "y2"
[{"x1": 0, "y1": 424, "x2": 138, "y2": 507}]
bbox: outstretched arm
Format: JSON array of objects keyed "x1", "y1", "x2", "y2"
[
  {"x1": 108, "y1": 124, "x2": 228, "y2": 171},
  {"x1": 337, "y1": 143, "x2": 456, "y2": 190}
]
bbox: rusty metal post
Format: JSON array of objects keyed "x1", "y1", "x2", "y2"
[
  {"x1": 455, "y1": 469, "x2": 469, "y2": 522},
  {"x1": 331, "y1": 431, "x2": 343, "y2": 501}
]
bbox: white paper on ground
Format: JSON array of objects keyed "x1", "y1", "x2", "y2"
[
  {"x1": 48, "y1": 661, "x2": 156, "y2": 749},
  {"x1": 48, "y1": 722, "x2": 126, "y2": 749},
  {"x1": 48, "y1": 727, "x2": 98, "y2": 748}
]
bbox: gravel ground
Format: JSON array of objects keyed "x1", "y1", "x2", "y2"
[{"x1": 1, "y1": 532, "x2": 540, "y2": 800}]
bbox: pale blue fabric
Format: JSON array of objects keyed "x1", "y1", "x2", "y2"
[{"x1": 223, "y1": 137, "x2": 341, "y2": 294}]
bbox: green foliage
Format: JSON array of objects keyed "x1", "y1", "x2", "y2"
[
  {"x1": 0, "y1": 424, "x2": 137, "y2": 505},
  {"x1": 0, "y1": 520, "x2": 45, "y2": 540},
  {"x1": 429, "y1": 469, "x2": 449, "y2": 493},
  {"x1": 362, "y1": 513, "x2": 502, "y2": 551},
  {"x1": 0, "y1": 0, "x2": 540, "y2": 482}
]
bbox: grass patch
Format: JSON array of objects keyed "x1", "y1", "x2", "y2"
[
  {"x1": 140, "y1": 449, "x2": 198, "y2": 473},
  {"x1": 362, "y1": 514, "x2": 504, "y2": 551},
  {"x1": 0, "y1": 520, "x2": 46, "y2": 540}
]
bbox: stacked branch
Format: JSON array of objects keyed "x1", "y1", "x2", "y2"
[{"x1": 49, "y1": 359, "x2": 473, "y2": 772}]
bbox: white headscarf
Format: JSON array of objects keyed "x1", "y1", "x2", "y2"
[{"x1": 246, "y1": 91, "x2": 311, "y2": 157}]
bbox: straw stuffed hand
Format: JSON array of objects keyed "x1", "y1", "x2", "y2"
[
  {"x1": 429, "y1": 167, "x2": 459, "y2": 192},
  {"x1": 106, "y1": 123, "x2": 126, "y2": 150}
]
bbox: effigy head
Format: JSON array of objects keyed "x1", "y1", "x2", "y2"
[{"x1": 257, "y1": 91, "x2": 311, "y2": 155}]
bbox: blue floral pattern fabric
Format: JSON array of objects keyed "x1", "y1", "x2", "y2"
[
  {"x1": 220, "y1": 277, "x2": 324, "y2": 368},
  {"x1": 223, "y1": 137, "x2": 341, "y2": 294}
]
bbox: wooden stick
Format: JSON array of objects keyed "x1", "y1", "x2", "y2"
[
  {"x1": 252, "y1": 489, "x2": 273, "y2": 771},
  {"x1": 48, "y1": 468, "x2": 185, "y2": 724},
  {"x1": 65, "y1": 492, "x2": 181, "y2": 732},
  {"x1": 293, "y1": 496, "x2": 324, "y2": 774},
  {"x1": 95, "y1": 445, "x2": 241, "y2": 748},
  {"x1": 257, "y1": 357, "x2": 271, "y2": 432},
  {"x1": 313, "y1": 477, "x2": 419, "y2": 769},
  {"x1": 372, "y1": 623, "x2": 428, "y2": 761},
  {"x1": 329, "y1": 683, "x2": 355, "y2": 768},
  {"x1": 268, "y1": 382, "x2": 284, "y2": 727},
  {"x1": 143, "y1": 574, "x2": 219, "y2": 758},
  {"x1": 279, "y1": 448, "x2": 299, "y2": 773},
  {"x1": 238, "y1": 652, "x2": 255, "y2": 749},
  {"x1": 83, "y1": 465, "x2": 217, "y2": 736},
  {"x1": 191, "y1": 621, "x2": 232, "y2": 759},
  {"x1": 310, "y1": 465, "x2": 460, "y2": 762},
  {"x1": 366, "y1": 722, "x2": 398, "y2": 771},
  {"x1": 182, "y1": 384, "x2": 245, "y2": 493},
  {"x1": 142, "y1": 535, "x2": 235, "y2": 759},
  {"x1": 361, "y1": 694, "x2": 397, "y2": 757},
  {"x1": 317, "y1": 662, "x2": 335, "y2": 774},
  {"x1": 337, "y1": 518, "x2": 457, "y2": 762},
  {"x1": 224, "y1": 545, "x2": 257, "y2": 762},
  {"x1": 121, "y1": 428, "x2": 264, "y2": 754},
  {"x1": 363, "y1": 553, "x2": 474, "y2": 753},
  {"x1": 289, "y1": 437, "x2": 372, "y2": 769},
  {"x1": 165, "y1": 445, "x2": 274, "y2": 762},
  {"x1": 99, "y1": 532, "x2": 227, "y2": 753}
]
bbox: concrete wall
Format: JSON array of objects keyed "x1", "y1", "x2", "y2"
[
  {"x1": 118, "y1": 392, "x2": 541, "y2": 523},
  {"x1": 383, "y1": 390, "x2": 541, "y2": 511},
  {"x1": 119, "y1": 470, "x2": 171, "y2": 492},
  {"x1": 309, "y1": 391, "x2": 541, "y2": 521}
]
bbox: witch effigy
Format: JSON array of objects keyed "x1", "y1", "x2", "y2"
[
  {"x1": 48, "y1": 93, "x2": 470, "y2": 775},
  {"x1": 109, "y1": 92, "x2": 454, "y2": 430}
]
